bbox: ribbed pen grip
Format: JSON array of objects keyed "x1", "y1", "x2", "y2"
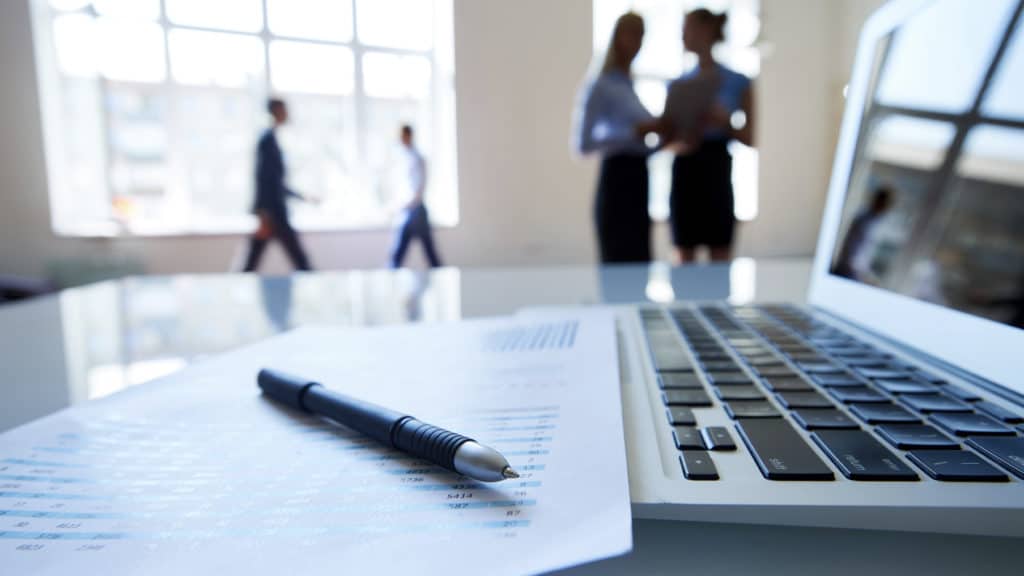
[{"x1": 392, "y1": 418, "x2": 472, "y2": 470}]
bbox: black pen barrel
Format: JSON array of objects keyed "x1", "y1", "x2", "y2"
[{"x1": 258, "y1": 368, "x2": 406, "y2": 446}]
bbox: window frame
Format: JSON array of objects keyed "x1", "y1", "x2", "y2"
[{"x1": 35, "y1": 0, "x2": 458, "y2": 238}]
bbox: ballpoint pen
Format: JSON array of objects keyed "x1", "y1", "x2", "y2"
[{"x1": 257, "y1": 368, "x2": 520, "y2": 482}]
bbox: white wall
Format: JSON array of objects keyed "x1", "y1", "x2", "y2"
[{"x1": 0, "y1": 0, "x2": 887, "y2": 281}]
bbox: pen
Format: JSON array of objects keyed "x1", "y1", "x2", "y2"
[{"x1": 257, "y1": 369, "x2": 520, "y2": 482}]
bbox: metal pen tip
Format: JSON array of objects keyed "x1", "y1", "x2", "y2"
[{"x1": 502, "y1": 466, "x2": 520, "y2": 480}]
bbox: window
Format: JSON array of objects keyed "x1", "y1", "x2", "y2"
[
  {"x1": 34, "y1": 0, "x2": 457, "y2": 236},
  {"x1": 592, "y1": 0, "x2": 760, "y2": 221}
]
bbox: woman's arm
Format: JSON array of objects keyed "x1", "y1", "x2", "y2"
[{"x1": 574, "y1": 81, "x2": 603, "y2": 155}]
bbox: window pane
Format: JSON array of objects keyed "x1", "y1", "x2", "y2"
[
  {"x1": 983, "y1": 23, "x2": 1024, "y2": 120},
  {"x1": 97, "y1": 18, "x2": 166, "y2": 83},
  {"x1": 270, "y1": 41, "x2": 354, "y2": 95},
  {"x1": 958, "y1": 125, "x2": 1024, "y2": 186},
  {"x1": 267, "y1": 0, "x2": 353, "y2": 42},
  {"x1": 168, "y1": 90, "x2": 266, "y2": 230},
  {"x1": 363, "y1": 52, "x2": 431, "y2": 99},
  {"x1": 105, "y1": 87, "x2": 169, "y2": 225},
  {"x1": 274, "y1": 95, "x2": 362, "y2": 227},
  {"x1": 634, "y1": 78, "x2": 665, "y2": 116},
  {"x1": 166, "y1": 0, "x2": 263, "y2": 33},
  {"x1": 867, "y1": 115, "x2": 956, "y2": 170},
  {"x1": 875, "y1": 0, "x2": 1016, "y2": 113},
  {"x1": 93, "y1": 0, "x2": 160, "y2": 20},
  {"x1": 48, "y1": 0, "x2": 90, "y2": 11},
  {"x1": 53, "y1": 14, "x2": 98, "y2": 77},
  {"x1": 169, "y1": 29, "x2": 264, "y2": 88},
  {"x1": 356, "y1": 0, "x2": 432, "y2": 50}
]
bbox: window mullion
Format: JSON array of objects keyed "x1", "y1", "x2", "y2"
[{"x1": 351, "y1": 0, "x2": 368, "y2": 205}]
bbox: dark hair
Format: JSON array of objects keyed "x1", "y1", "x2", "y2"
[
  {"x1": 267, "y1": 98, "x2": 286, "y2": 114},
  {"x1": 401, "y1": 124, "x2": 414, "y2": 137},
  {"x1": 689, "y1": 8, "x2": 727, "y2": 43},
  {"x1": 871, "y1": 186, "x2": 894, "y2": 212}
]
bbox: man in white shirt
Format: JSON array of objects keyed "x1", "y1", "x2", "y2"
[{"x1": 390, "y1": 125, "x2": 443, "y2": 268}]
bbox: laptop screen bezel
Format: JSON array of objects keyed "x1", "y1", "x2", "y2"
[{"x1": 808, "y1": 0, "x2": 1024, "y2": 393}]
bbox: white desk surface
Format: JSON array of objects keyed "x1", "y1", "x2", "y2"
[{"x1": 1, "y1": 259, "x2": 1019, "y2": 572}]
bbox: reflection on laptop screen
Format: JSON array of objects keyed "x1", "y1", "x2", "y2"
[{"x1": 830, "y1": 0, "x2": 1024, "y2": 330}]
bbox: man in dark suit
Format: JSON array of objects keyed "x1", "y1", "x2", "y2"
[{"x1": 242, "y1": 98, "x2": 313, "y2": 272}]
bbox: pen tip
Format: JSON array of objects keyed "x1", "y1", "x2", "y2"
[{"x1": 502, "y1": 466, "x2": 520, "y2": 480}]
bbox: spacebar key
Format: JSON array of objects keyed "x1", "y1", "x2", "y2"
[{"x1": 735, "y1": 419, "x2": 835, "y2": 480}]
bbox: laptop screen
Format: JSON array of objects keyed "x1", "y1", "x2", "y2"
[{"x1": 828, "y1": 0, "x2": 1024, "y2": 331}]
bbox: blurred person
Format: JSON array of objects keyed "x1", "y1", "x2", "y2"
[
  {"x1": 667, "y1": 9, "x2": 755, "y2": 263},
  {"x1": 833, "y1": 186, "x2": 894, "y2": 282},
  {"x1": 575, "y1": 12, "x2": 658, "y2": 263},
  {"x1": 390, "y1": 125, "x2": 443, "y2": 269},
  {"x1": 242, "y1": 98, "x2": 315, "y2": 272}
]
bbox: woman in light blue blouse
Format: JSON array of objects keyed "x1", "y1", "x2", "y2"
[{"x1": 575, "y1": 12, "x2": 657, "y2": 263}]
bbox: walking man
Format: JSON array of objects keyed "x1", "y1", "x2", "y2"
[{"x1": 243, "y1": 98, "x2": 314, "y2": 272}]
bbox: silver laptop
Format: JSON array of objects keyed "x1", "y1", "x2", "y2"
[{"x1": 615, "y1": 0, "x2": 1024, "y2": 536}]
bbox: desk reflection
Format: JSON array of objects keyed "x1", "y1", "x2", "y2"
[{"x1": 0, "y1": 261, "x2": 811, "y2": 433}]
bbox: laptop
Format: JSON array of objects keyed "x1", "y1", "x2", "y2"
[{"x1": 615, "y1": 0, "x2": 1024, "y2": 536}]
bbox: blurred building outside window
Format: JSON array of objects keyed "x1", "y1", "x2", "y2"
[{"x1": 36, "y1": 0, "x2": 458, "y2": 237}]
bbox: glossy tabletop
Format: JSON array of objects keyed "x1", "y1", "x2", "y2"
[
  {"x1": 1, "y1": 259, "x2": 1019, "y2": 573},
  {"x1": 0, "y1": 259, "x2": 805, "y2": 434}
]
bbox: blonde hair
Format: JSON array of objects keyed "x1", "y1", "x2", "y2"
[{"x1": 601, "y1": 12, "x2": 644, "y2": 75}]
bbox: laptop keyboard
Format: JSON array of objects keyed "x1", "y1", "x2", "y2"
[{"x1": 640, "y1": 305, "x2": 1024, "y2": 483}]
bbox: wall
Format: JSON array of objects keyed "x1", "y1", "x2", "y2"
[{"x1": 0, "y1": 0, "x2": 887, "y2": 281}]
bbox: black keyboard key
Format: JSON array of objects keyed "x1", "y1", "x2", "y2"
[
  {"x1": 715, "y1": 386, "x2": 765, "y2": 401},
  {"x1": 658, "y1": 372, "x2": 703, "y2": 389},
  {"x1": 828, "y1": 386, "x2": 889, "y2": 404},
  {"x1": 700, "y1": 360, "x2": 740, "y2": 371},
  {"x1": 874, "y1": 379, "x2": 936, "y2": 395},
  {"x1": 666, "y1": 406, "x2": 696, "y2": 426},
  {"x1": 672, "y1": 426, "x2": 706, "y2": 450},
  {"x1": 913, "y1": 371, "x2": 946, "y2": 384},
  {"x1": 792, "y1": 409, "x2": 859, "y2": 430},
  {"x1": 900, "y1": 394, "x2": 972, "y2": 413},
  {"x1": 798, "y1": 363, "x2": 844, "y2": 375},
  {"x1": 755, "y1": 366, "x2": 798, "y2": 377},
  {"x1": 848, "y1": 403, "x2": 919, "y2": 424},
  {"x1": 775, "y1": 391, "x2": 834, "y2": 409},
  {"x1": 856, "y1": 368, "x2": 913, "y2": 380},
  {"x1": 907, "y1": 450, "x2": 1009, "y2": 482},
  {"x1": 724, "y1": 401, "x2": 781, "y2": 419},
  {"x1": 648, "y1": 340, "x2": 693, "y2": 372},
  {"x1": 763, "y1": 377, "x2": 813, "y2": 392},
  {"x1": 734, "y1": 419, "x2": 834, "y2": 480},
  {"x1": 811, "y1": 374, "x2": 863, "y2": 387},
  {"x1": 788, "y1": 353, "x2": 827, "y2": 363},
  {"x1": 746, "y1": 356, "x2": 783, "y2": 366},
  {"x1": 974, "y1": 401, "x2": 1024, "y2": 424},
  {"x1": 966, "y1": 437, "x2": 1024, "y2": 479},
  {"x1": 663, "y1": 389, "x2": 713, "y2": 407},
  {"x1": 930, "y1": 413, "x2": 1015, "y2": 437},
  {"x1": 692, "y1": 350, "x2": 733, "y2": 358},
  {"x1": 940, "y1": 385, "x2": 982, "y2": 402},
  {"x1": 812, "y1": 430, "x2": 918, "y2": 480},
  {"x1": 701, "y1": 426, "x2": 736, "y2": 451},
  {"x1": 842, "y1": 357, "x2": 888, "y2": 368},
  {"x1": 875, "y1": 424, "x2": 959, "y2": 449},
  {"x1": 680, "y1": 451, "x2": 719, "y2": 480},
  {"x1": 706, "y1": 372, "x2": 753, "y2": 385}
]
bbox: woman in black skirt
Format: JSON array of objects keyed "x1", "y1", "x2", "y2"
[
  {"x1": 668, "y1": 9, "x2": 755, "y2": 262},
  {"x1": 575, "y1": 12, "x2": 657, "y2": 263}
]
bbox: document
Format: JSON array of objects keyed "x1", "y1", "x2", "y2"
[{"x1": 0, "y1": 314, "x2": 631, "y2": 575}]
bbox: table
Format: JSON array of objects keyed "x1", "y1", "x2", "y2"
[{"x1": 1, "y1": 259, "x2": 1019, "y2": 573}]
